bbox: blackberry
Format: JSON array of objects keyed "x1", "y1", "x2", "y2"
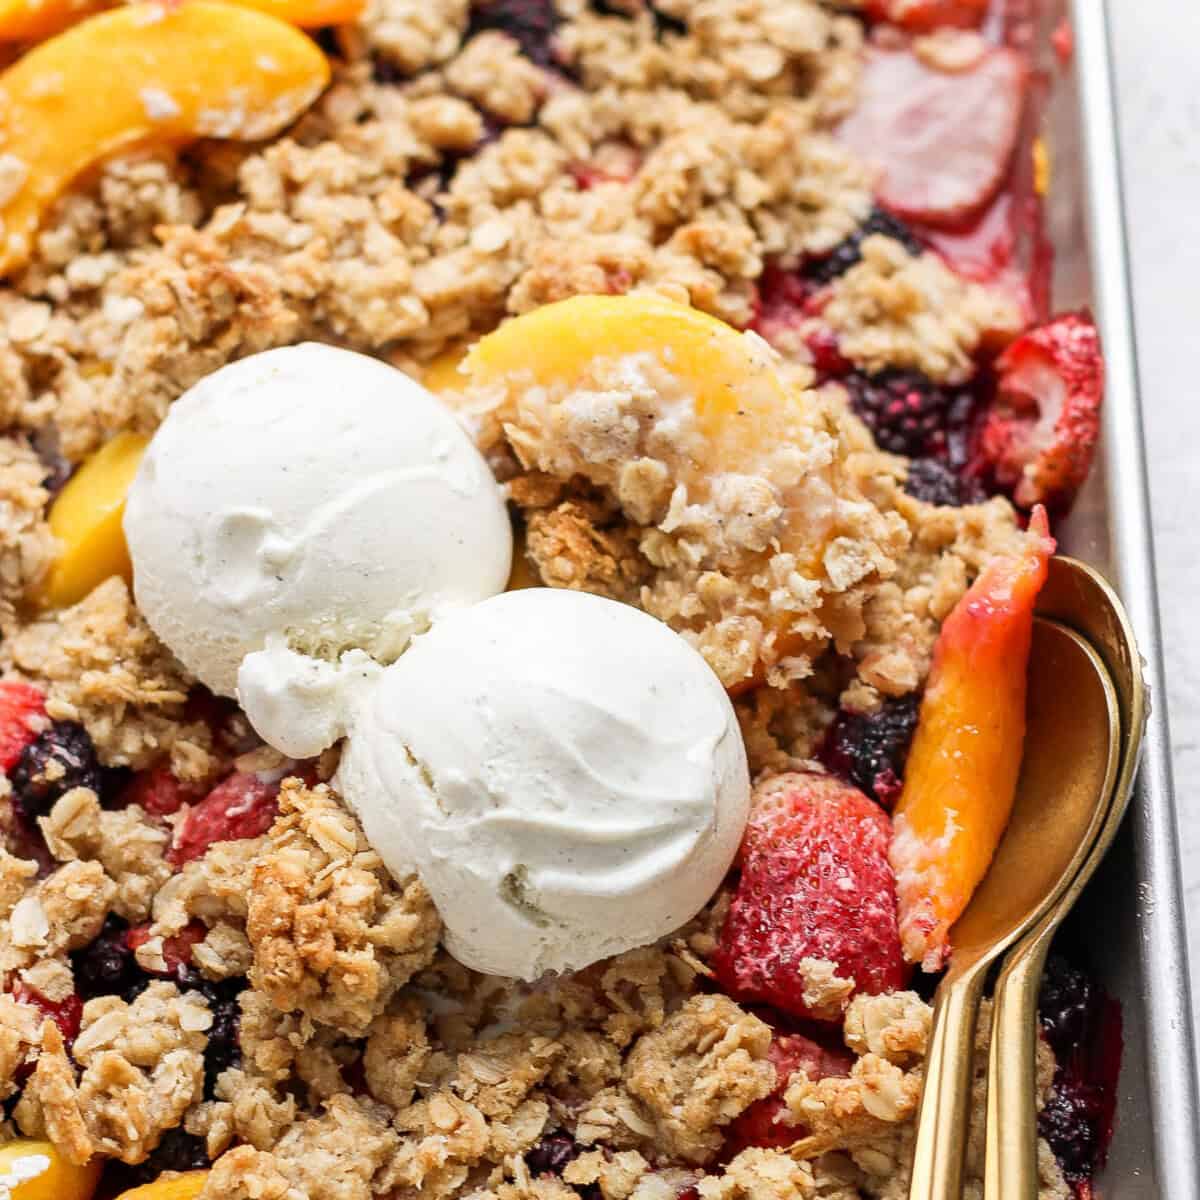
[
  {"x1": 468, "y1": 0, "x2": 560, "y2": 69},
  {"x1": 10, "y1": 721, "x2": 101, "y2": 822},
  {"x1": 178, "y1": 969, "x2": 247, "y2": 1097},
  {"x1": 103, "y1": 1128, "x2": 210, "y2": 1192},
  {"x1": 1038, "y1": 956, "x2": 1094, "y2": 1061},
  {"x1": 1036, "y1": 957, "x2": 1123, "y2": 1192},
  {"x1": 1038, "y1": 1082, "x2": 1105, "y2": 1186},
  {"x1": 803, "y1": 208, "x2": 924, "y2": 286},
  {"x1": 903, "y1": 458, "x2": 984, "y2": 507},
  {"x1": 817, "y1": 696, "x2": 920, "y2": 807},
  {"x1": 843, "y1": 370, "x2": 977, "y2": 460},
  {"x1": 525, "y1": 1133, "x2": 601, "y2": 1200},
  {"x1": 526, "y1": 1133, "x2": 583, "y2": 1176},
  {"x1": 71, "y1": 915, "x2": 144, "y2": 1002}
]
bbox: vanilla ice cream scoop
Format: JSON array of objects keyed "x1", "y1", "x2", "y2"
[
  {"x1": 334, "y1": 587, "x2": 750, "y2": 979},
  {"x1": 124, "y1": 343, "x2": 513, "y2": 706}
]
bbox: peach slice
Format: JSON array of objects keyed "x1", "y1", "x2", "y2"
[
  {"x1": 464, "y1": 294, "x2": 790, "y2": 439},
  {"x1": 0, "y1": 0, "x2": 362, "y2": 42},
  {"x1": 420, "y1": 343, "x2": 472, "y2": 394},
  {"x1": 0, "y1": 1140, "x2": 101, "y2": 1200},
  {"x1": 43, "y1": 431, "x2": 148, "y2": 608},
  {"x1": 0, "y1": 1, "x2": 330, "y2": 274},
  {"x1": 889, "y1": 506, "x2": 1055, "y2": 971},
  {"x1": 115, "y1": 1171, "x2": 208, "y2": 1200}
]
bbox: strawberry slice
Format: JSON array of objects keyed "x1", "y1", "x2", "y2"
[
  {"x1": 725, "y1": 1032, "x2": 854, "y2": 1154},
  {"x1": 837, "y1": 45, "x2": 1026, "y2": 228},
  {"x1": 866, "y1": 0, "x2": 990, "y2": 31},
  {"x1": 0, "y1": 681, "x2": 45, "y2": 773},
  {"x1": 119, "y1": 764, "x2": 207, "y2": 817},
  {"x1": 167, "y1": 769, "x2": 285, "y2": 867},
  {"x1": 12, "y1": 981, "x2": 83, "y2": 1049},
  {"x1": 978, "y1": 312, "x2": 1103, "y2": 512},
  {"x1": 126, "y1": 920, "x2": 206, "y2": 974},
  {"x1": 712, "y1": 771, "x2": 906, "y2": 1022}
]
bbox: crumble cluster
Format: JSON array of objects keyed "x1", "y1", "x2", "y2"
[
  {"x1": 0, "y1": 0, "x2": 1068, "y2": 1195},
  {"x1": 0, "y1": 778, "x2": 1070, "y2": 1200}
]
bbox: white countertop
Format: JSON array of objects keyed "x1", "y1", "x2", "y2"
[{"x1": 1107, "y1": 3, "x2": 1200, "y2": 1032}]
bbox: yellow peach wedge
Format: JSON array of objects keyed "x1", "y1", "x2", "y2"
[
  {"x1": 421, "y1": 343, "x2": 471, "y2": 394},
  {"x1": 0, "y1": 1140, "x2": 101, "y2": 1200},
  {"x1": 0, "y1": 1, "x2": 330, "y2": 274},
  {"x1": 0, "y1": 0, "x2": 105, "y2": 43},
  {"x1": 889, "y1": 506, "x2": 1055, "y2": 971},
  {"x1": 43, "y1": 430, "x2": 148, "y2": 608},
  {"x1": 116, "y1": 1170, "x2": 208, "y2": 1200},
  {"x1": 464, "y1": 293, "x2": 791, "y2": 440},
  {"x1": 0, "y1": 0, "x2": 362, "y2": 42}
]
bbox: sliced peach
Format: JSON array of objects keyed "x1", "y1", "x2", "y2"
[
  {"x1": 0, "y1": 0, "x2": 105, "y2": 43},
  {"x1": 43, "y1": 431, "x2": 148, "y2": 608},
  {"x1": 890, "y1": 507, "x2": 1055, "y2": 971},
  {"x1": 0, "y1": 0, "x2": 362, "y2": 41},
  {"x1": 0, "y1": 0, "x2": 356, "y2": 40},
  {"x1": 115, "y1": 1171, "x2": 208, "y2": 1200},
  {"x1": 0, "y1": 1140, "x2": 101, "y2": 1200},
  {"x1": 464, "y1": 294, "x2": 791, "y2": 440},
  {"x1": 420, "y1": 344, "x2": 472, "y2": 394},
  {"x1": 0, "y1": 1, "x2": 330, "y2": 275}
]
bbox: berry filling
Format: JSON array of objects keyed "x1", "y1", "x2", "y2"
[
  {"x1": 817, "y1": 696, "x2": 921, "y2": 808},
  {"x1": 1038, "y1": 957, "x2": 1123, "y2": 1195}
]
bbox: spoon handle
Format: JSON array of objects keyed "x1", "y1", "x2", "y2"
[
  {"x1": 984, "y1": 917, "x2": 1059, "y2": 1200},
  {"x1": 910, "y1": 956, "x2": 989, "y2": 1200}
]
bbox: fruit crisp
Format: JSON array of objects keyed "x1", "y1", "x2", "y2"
[{"x1": 0, "y1": 0, "x2": 1109, "y2": 1197}]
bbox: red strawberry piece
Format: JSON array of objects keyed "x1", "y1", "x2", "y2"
[
  {"x1": 712, "y1": 771, "x2": 906, "y2": 1022},
  {"x1": 837, "y1": 46, "x2": 1026, "y2": 228},
  {"x1": 725, "y1": 1032, "x2": 854, "y2": 1154},
  {"x1": 126, "y1": 920, "x2": 206, "y2": 973},
  {"x1": 978, "y1": 312, "x2": 1103, "y2": 512},
  {"x1": 0, "y1": 681, "x2": 46, "y2": 773},
  {"x1": 865, "y1": 0, "x2": 990, "y2": 32},
  {"x1": 12, "y1": 980, "x2": 83, "y2": 1049},
  {"x1": 120, "y1": 765, "x2": 206, "y2": 817},
  {"x1": 167, "y1": 770, "x2": 284, "y2": 867}
]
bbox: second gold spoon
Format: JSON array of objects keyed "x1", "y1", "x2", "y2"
[
  {"x1": 983, "y1": 556, "x2": 1148, "y2": 1200},
  {"x1": 908, "y1": 599, "x2": 1121, "y2": 1199}
]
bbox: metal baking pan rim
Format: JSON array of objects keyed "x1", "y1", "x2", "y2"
[{"x1": 1066, "y1": 1, "x2": 1200, "y2": 1193}]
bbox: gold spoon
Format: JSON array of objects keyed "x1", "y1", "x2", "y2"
[
  {"x1": 983, "y1": 557, "x2": 1148, "y2": 1200},
  {"x1": 908, "y1": 557, "x2": 1125, "y2": 1200}
]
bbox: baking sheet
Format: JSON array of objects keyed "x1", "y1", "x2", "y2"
[{"x1": 1049, "y1": 2, "x2": 1200, "y2": 1193}]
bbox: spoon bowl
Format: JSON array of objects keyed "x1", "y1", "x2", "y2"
[
  {"x1": 983, "y1": 556, "x2": 1149, "y2": 1199},
  {"x1": 909, "y1": 560, "x2": 1125, "y2": 1200}
]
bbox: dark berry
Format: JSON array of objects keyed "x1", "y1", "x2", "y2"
[
  {"x1": 843, "y1": 370, "x2": 977, "y2": 460},
  {"x1": 1038, "y1": 1082, "x2": 1105, "y2": 1186},
  {"x1": 1038, "y1": 956, "x2": 1095, "y2": 1062},
  {"x1": 525, "y1": 1133, "x2": 601, "y2": 1200},
  {"x1": 177, "y1": 969, "x2": 247, "y2": 1097},
  {"x1": 904, "y1": 458, "x2": 985, "y2": 507},
  {"x1": 10, "y1": 721, "x2": 101, "y2": 822},
  {"x1": 526, "y1": 1133, "x2": 583, "y2": 1177},
  {"x1": 1036, "y1": 957, "x2": 1123, "y2": 1193},
  {"x1": 468, "y1": 0, "x2": 560, "y2": 70},
  {"x1": 71, "y1": 915, "x2": 144, "y2": 1001},
  {"x1": 103, "y1": 1128, "x2": 210, "y2": 1192},
  {"x1": 817, "y1": 696, "x2": 920, "y2": 808},
  {"x1": 803, "y1": 208, "x2": 925, "y2": 286}
]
